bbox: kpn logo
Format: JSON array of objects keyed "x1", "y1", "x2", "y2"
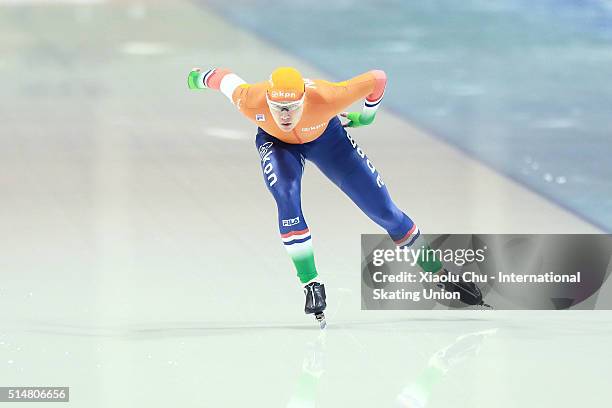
[{"x1": 269, "y1": 90, "x2": 297, "y2": 99}]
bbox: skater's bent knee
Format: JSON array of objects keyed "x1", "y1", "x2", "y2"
[{"x1": 271, "y1": 179, "x2": 301, "y2": 203}]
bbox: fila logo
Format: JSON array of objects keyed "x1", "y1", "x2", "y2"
[
  {"x1": 282, "y1": 217, "x2": 300, "y2": 227},
  {"x1": 256, "y1": 114, "x2": 266, "y2": 121}
]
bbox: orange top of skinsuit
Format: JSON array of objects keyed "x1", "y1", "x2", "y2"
[{"x1": 230, "y1": 70, "x2": 385, "y2": 144}]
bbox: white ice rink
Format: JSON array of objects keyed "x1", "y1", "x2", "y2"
[{"x1": 0, "y1": 1, "x2": 610, "y2": 407}]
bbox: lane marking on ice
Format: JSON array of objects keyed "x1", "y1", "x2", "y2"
[
  {"x1": 205, "y1": 127, "x2": 250, "y2": 140},
  {"x1": 119, "y1": 42, "x2": 169, "y2": 56}
]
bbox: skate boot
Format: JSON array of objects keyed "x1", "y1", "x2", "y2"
[
  {"x1": 436, "y1": 269, "x2": 491, "y2": 308},
  {"x1": 304, "y1": 282, "x2": 327, "y2": 329}
]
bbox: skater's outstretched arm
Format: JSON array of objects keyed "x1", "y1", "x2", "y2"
[
  {"x1": 187, "y1": 67, "x2": 249, "y2": 104},
  {"x1": 325, "y1": 70, "x2": 387, "y2": 128}
]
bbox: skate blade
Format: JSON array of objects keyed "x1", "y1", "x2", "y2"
[
  {"x1": 478, "y1": 301, "x2": 494, "y2": 309},
  {"x1": 315, "y1": 313, "x2": 327, "y2": 329}
]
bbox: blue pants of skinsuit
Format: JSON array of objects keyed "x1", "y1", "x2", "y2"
[{"x1": 255, "y1": 116, "x2": 419, "y2": 252}]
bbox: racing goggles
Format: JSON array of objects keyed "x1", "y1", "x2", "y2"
[{"x1": 266, "y1": 92, "x2": 305, "y2": 112}]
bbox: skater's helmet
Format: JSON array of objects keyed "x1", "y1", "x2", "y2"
[{"x1": 266, "y1": 67, "x2": 305, "y2": 111}]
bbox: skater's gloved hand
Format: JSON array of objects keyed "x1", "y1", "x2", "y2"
[
  {"x1": 187, "y1": 67, "x2": 215, "y2": 90},
  {"x1": 340, "y1": 112, "x2": 375, "y2": 128}
]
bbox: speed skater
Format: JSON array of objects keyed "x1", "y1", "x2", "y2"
[{"x1": 188, "y1": 66, "x2": 488, "y2": 327}]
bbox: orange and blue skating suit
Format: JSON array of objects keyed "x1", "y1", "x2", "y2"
[{"x1": 201, "y1": 68, "x2": 420, "y2": 283}]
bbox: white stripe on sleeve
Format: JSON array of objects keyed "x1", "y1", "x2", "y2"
[{"x1": 220, "y1": 73, "x2": 247, "y2": 103}]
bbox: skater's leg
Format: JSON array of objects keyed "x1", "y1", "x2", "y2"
[
  {"x1": 255, "y1": 131, "x2": 319, "y2": 284},
  {"x1": 305, "y1": 118, "x2": 426, "y2": 251},
  {"x1": 305, "y1": 119, "x2": 485, "y2": 306}
]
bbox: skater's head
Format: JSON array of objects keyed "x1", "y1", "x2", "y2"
[{"x1": 266, "y1": 67, "x2": 305, "y2": 132}]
